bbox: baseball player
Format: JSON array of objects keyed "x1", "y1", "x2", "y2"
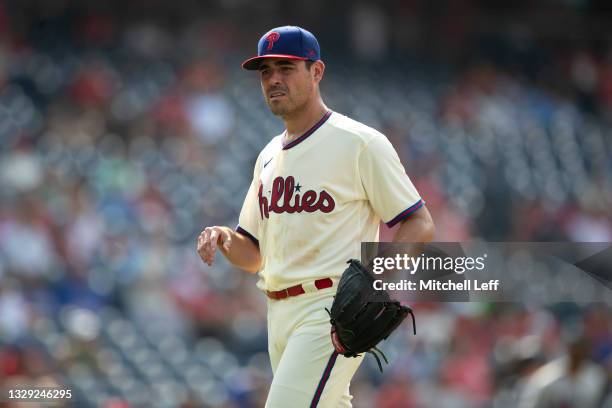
[{"x1": 197, "y1": 26, "x2": 435, "y2": 408}]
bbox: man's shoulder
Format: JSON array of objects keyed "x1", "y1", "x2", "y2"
[{"x1": 327, "y1": 112, "x2": 386, "y2": 145}]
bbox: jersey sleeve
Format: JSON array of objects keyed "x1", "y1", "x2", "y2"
[
  {"x1": 358, "y1": 134, "x2": 424, "y2": 227},
  {"x1": 236, "y1": 155, "x2": 262, "y2": 246}
]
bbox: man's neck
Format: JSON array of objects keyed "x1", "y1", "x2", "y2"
[{"x1": 283, "y1": 101, "x2": 329, "y2": 142}]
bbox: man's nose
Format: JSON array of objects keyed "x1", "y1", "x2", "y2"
[{"x1": 268, "y1": 70, "x2": 282, "y2": 85}]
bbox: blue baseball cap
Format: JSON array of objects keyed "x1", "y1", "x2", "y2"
[{"x1": 242, "y1": 26, "x2": 321, "y2": 70}]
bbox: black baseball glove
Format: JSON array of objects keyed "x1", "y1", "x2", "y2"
[{"x1": 326, "y1": 259, "x2": 416, "y2": 372}]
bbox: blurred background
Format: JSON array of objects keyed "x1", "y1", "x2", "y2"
[{"x1": 1, "y1": 0, "x2": 612, "y2": 407}]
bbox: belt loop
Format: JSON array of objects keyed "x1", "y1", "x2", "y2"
[{"x1": 301, "y1": 280, "x2": 318, "y2": 294}]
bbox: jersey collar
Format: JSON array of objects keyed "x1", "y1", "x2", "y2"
[{"x1": 282, "y1": 110, "x2": 332, "y2": 150}]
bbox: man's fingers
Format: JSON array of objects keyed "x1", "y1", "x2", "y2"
[
  {"x1": 197, "y1": 232, "x2": 205, "y2": 249},
  {"x1": 197, "y1": 229, "x2": 213, "y2": 264},
  {"x1": 198, "y1": 230, "x2": 209, "y2": 248},
  {"x1": 202, "y1": 228, "x2": 211, "y2": 245},
  {"x1": 204, "y1": 229, "x2": 215, "y2": 262},
  {"x1": 196, "y1": 227, "x2": 229, "y2": 266},
  {"x1": 209, "y1": 229, "x2": 219, "y2": 252},
  {"x1": 203, "y1": 229, "x2": 215, "y2": 255}
]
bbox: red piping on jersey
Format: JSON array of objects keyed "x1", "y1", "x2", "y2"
[
  {"x1": 386, "y1": 199, "x2": 424, "y2": 227},
  {"x1": 236, "y1": 225, "x2": 259, "y2": 247},
  {"x1": 282, "y1": 110, "x2": 332, "y2": 150},
  {"x1": 309, "y1": 351, "x2": 338, "y2": 407}
]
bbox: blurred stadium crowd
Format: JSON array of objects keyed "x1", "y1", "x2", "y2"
[{"x1": 1, "y1": 0, "x2": 612, "y2": 407}]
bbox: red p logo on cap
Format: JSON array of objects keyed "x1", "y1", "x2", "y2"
[{"x1": 266, "y1": 32, "x2": 280, "y2": 51}]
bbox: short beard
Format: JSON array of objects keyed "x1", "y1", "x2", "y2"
[
  {"x1": 267, "y1": 91, "x2": 311, "y2": 118},
  {"x1": 267, "y1": 101, "x2": 291, "y2": 116}
]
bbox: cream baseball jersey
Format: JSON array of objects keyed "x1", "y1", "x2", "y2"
[{"x1": 237, "y1": 111, "x2": 423, "y2": 291}]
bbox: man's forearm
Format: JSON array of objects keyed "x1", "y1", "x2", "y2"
[{"x1": 219, "y1": 227, "x2": 262, "y2": 273}]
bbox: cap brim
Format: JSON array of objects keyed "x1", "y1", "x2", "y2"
[{"x1": 242, "y1": 54, "x2": 308, "y2": 70}]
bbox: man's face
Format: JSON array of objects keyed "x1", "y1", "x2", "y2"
[{"x1": 259, "y1": 58, "x2": 315, "y2": 116}]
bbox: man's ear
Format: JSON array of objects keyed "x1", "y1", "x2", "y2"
[{"x1": 312, "y1": 60, "x2": 325, "y2": 83}]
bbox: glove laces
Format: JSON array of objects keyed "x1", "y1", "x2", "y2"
[{"x1": 370, "y1": 309, "x2": 417, "y2": 372}]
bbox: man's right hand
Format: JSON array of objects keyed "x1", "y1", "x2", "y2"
[{"x1": 197, "y1": 226, "x2": 232, "y2": 267}]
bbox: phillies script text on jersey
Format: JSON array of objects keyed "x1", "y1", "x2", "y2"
[{"x1": 258, "y1": 176, "x2": 335, "y2": 219}]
